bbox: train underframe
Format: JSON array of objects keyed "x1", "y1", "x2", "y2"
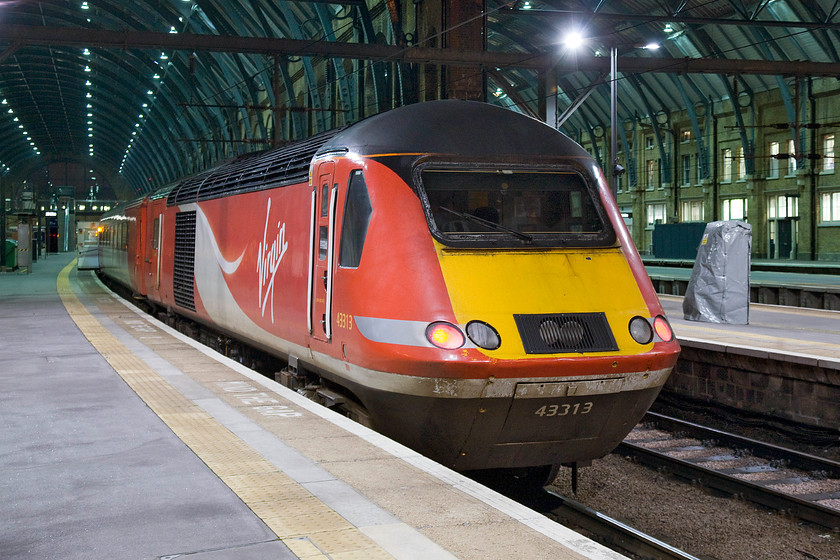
[{"x1": 281, "y1": 353, "x2": 668, "y2": 487}]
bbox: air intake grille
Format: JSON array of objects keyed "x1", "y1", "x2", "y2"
[
  {"x1": 167, "y1": 127, "x2": 347, "y2": 206},
  {"x1": 173, "y1": 211, "x2": 196, "y2": 311},
  {"x1": 514, "y1": 312, "x2": 617, "y2": 354}
]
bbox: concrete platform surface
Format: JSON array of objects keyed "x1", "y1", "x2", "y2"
[
  {"x1": 1, "y1": 254, "x2": 289, "y2": 559},
  {"x1": 660, "y1": 295, "x2": 840, "y2": 365},
  {"x1": 0, "y1": 254, "x2": 624, "y2": 560}
]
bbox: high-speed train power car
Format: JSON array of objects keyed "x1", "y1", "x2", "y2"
[{"x1": 100, "y1": 100, "x2": 680, "y2": 482}]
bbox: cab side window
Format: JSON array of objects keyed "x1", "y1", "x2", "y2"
[{"x1": 338, "y1": 170, "x2": 372, "y2": 268}]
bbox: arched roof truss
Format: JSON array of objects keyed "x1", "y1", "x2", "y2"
[{"x1": 1, "y1": 0, "x2": 839, "y2": 199}]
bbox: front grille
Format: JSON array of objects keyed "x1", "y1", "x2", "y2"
[
  {"x1": 173, "y1": 211, "x2": 196, "y2": 311},
  {"x1": 514, "y1": 312, "x2": 617, "y2": 354}
]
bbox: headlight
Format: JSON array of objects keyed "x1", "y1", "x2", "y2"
[
  {"x1": 426, "y1": 321, "x2": 465, "y2": 350},
  {"x1": 629, "y1": 316, "x2": 654, "y2": 344},
  {"x1": 466, "y1": 321, "x2": 501, "y2": 350}
]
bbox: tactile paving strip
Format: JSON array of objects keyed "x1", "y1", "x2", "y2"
[{"x1": 58, "y1": 261, "x2": 394, "y2": 560}]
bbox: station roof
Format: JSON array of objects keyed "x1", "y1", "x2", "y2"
[{"x1": 1, "y1": 1, "x2": 839, "y2": 200}]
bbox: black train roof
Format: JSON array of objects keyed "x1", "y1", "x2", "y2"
[
  {"x1": 162, "y1": 101, "x2": 599, "y2": 205},
  {"x1": 320, "y1": 100, "x2": 593, "y2": 161}
]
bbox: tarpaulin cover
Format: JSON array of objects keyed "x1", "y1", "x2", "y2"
[{"x1": 683, "y1": 220, "x2": 752, "y2": 324}]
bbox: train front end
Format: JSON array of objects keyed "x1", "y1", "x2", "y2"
[
  {"x1": 414, "y1": 162, "x2": 679, "y2": 471},
  {"x1": 321, "y1": 101, "x2": 680, "y2": 473}
]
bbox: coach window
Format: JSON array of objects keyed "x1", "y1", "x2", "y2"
[
  {"x1": 338, "y1": 170, "x2": 372, "y2": 268},
  {"x1": 152, "y1": 218, "x2": 160, "y2": 250}
]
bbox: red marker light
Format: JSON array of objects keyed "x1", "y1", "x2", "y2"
[
  {"x1": 426, "y1": 322, "x2": 465, "y2": 350},
  {"x1": 653, "y1": 316, "x2": 674, "y2": 342}
]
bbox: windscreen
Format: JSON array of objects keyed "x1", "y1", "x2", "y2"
[{"x1": 421, "y1": 168, "x2": 615, "y2": 248}]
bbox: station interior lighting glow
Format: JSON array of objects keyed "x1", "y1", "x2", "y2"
[{"x1": 2, "y1": 95, "x2": 43, "y2": 158}]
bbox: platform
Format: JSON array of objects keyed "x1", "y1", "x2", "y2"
[
  {"x1": 658, "y1": 294, "x2": 840, "y2": 432},
  {"x1": 660, "y1": 295, "x2": 840, "y2": 364},
  {"x1": 0, "y1": 254, "x2": 622, "y2": 560}
]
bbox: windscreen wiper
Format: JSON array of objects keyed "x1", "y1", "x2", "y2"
[{"x1": 440, "y1": 207, "x2": 533, "y2": 242}]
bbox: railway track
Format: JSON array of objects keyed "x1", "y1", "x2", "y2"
[
  {"x1": 618, "y1": 412, "x2": 840, "y2": 530},
  {"x1": 494, "y1": 477, "x2": 701, "y2": 560},
  {"x1": 542, "y1": 489, "x2": 702, "y2": 560}
]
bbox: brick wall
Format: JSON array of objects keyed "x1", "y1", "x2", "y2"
[{"x1": 667, "y1": 342, "x2": 840, "y2": 430}]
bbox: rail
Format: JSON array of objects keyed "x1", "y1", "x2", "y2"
[
  {"x1": 543, "y1": 488, "x2": 702, "y2": 560},
  {"x1": 618, "y1": 412, "x2": 840, "y2": 530}
]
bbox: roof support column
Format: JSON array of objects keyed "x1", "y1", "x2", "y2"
[
  {"x1": 272, "y1": 56, "x2": 282, "y2": 148},
  {"x1": 540, "y1": 66, "x2": 557, "y2": 128},
  {"x1": 442, "y1": 0, "x2": 485, "y2": 101}
]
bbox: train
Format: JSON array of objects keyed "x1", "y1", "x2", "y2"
[{"x1": 99, "y1": 100, "x2": 680, "y2": 484}]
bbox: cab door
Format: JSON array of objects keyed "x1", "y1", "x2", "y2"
[
  {"x1": 133, "y1": 201, "x2": 148, "y2": 295},
  {"x1": 308, "y1": 161, "x2": 338, "y2": 343},
  {"x1": 143, "y1": 198, "x2": 164, "y2": 300}
]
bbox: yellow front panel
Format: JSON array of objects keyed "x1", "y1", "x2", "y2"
[{"x1": 434, "y1": 242, "x2": 650, "y2": 359}]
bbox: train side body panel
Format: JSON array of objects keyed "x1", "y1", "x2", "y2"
[
  {"x1": 190, "y1": 188, "x2": 311, "y2": 352},
  {"x1": 99, "y1": 200, "x2": 145, "y2": 293}
]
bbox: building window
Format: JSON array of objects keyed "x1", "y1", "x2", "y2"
[
  {"x1": 681, "y1": 155, "x2": 691, "y2": 186},
  {"x1": 646, "y1": 136, "x2": 654, "y2": 150},
  {"x1": 767, "y1": 194, "x2": 799, "y2": 219},
  {"x1": 786, "y1": 139, "x2": 797, "y2": 176},
  {"x1": 824, "y1": 134, "x2": 835, "y2": 173},
  {"x1": 646, "y1": 159, "x2": 656, "y2": 189},
  {"x1": 697, "y1": 154, "x2": 704, "y2": 184},
  {"x1": 722, "y1": 148, "x2": 733, "y2": 183},
  {"x1": 646, "y1": 203, "x2": 667, "y2": 226},
  {"x1": 722, "y1": 198, "x2": 748, "y2": 221},
  {"x1": 821, "y1": 192, "x2": 840, "y2": 223},
  {"x1": 737, "y1": 146, "x2": 746, "y2": 180},
  {"x1": 681, "y1": 200, "x2": 704, "y2": 222},
  {"x1": 681, "y1": 130, "x2": 691, "y2": 143},
  {"x1": 768, "y1": 141, "x2": 779, "y2": 179}
]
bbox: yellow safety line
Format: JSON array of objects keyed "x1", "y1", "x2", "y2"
[{"x1": 58, "y1": 260, "x2": 393, "y2": 560}]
